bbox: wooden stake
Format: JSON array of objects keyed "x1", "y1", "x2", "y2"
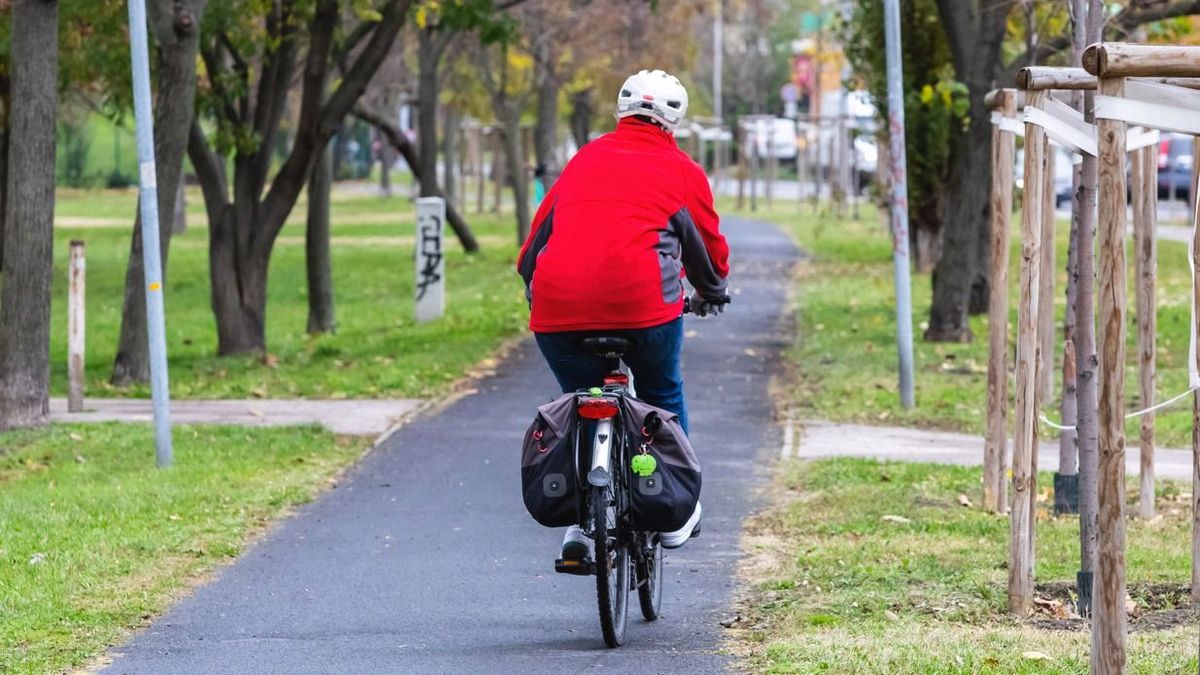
[
  {"x1": 985, "y1": 89, "x2": 1017, "y2": 514},
  {"x1": 1009, "y1": 89, "x2": 1046, "y2": 616},
  {"x1": 67, "y1": 241, "x2": 85, "y2": 413},
  {"x1": 1038, "y1": 141, "x2": 1057, "y2": 402},
  {"x1": 1132, "y1": 143, "x2": 1158, "y2": 520},
  {"x1": 1092, "y1": 74, "x2": 1128, "y2": 674},
  {"x1": 1191, "y1": 136, "x2": 1200, "y2": 605}
]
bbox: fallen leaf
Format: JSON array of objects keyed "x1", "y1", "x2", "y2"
[
  {"x1": 881, "y1": 514, "x2": 912, "y2": 524},
  {"x1": 744, "y1": 348, "x2": 758, "y2": 357},
  {"x1": 248, "y1": 408, "x2": 265, "y2": 418},
  {"x1": 1022, "y1": 651, "x2": 1051, "y2": 661},
  {"x1": 261, "y1": 353, "x2": 279, "y2": 368},
  {"x1": 168, "y1": 514, "x2": 181, "y2": 521},
  {"x1": 1125, "y1": 597, "x2": 1139, "y2": 616},
  {"x1": 74, "y1": 455, "x2": 86, "y2": 464},
  {"x1": 719, "y1": 614, "x2": 742, "y2": 628},
  {"x1": 883, "y1": 610, "x2": 899, "y2": 621},
  {"x1": 68, "y1": 432, "x2": 84, "y2": 442},
  {"x1": 684, "y1": 330, "x2": 698, "y2": 338},
  {"x1": 28, "y1": 552, "x2": 46, "y2": 566},
  {"x1": 957, "y1": 494, "x2": 973, "y2": 508}
]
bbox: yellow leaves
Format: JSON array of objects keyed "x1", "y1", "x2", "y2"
[
  {"x1": 415, "y1": 6, "x2": 428, "y2": 28},
  {"x1": 920, "y1": 84, "x2": 934, "y2": 105},
  {"x1": 507, "y1": 50, "x2": 533, "y2": 72}
]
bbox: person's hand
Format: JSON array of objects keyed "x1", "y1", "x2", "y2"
[{"x1": 689, "y1": 291, "x2": 728, "y2": 317}]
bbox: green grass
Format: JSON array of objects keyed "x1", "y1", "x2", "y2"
[
  {"x1": 724, "y1": 198, "x2": 1199, "y2": 447},
  {"x1": 738, "y1": 458, "x2": 1196, "y2": 673},
  {"x1": 0, "y1": 423, "x2": 369, "y2": 673},
  {"x1": 50, "y1": 186, "x2": 526, "y2": 399}
]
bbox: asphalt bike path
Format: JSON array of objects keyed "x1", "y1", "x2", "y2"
[{"x1": 102, "y1": 216, "x2": 797, "y2": 674}]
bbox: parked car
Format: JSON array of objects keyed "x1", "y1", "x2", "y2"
[{"x1": 1157, "y1": 133, "x2": 1194, "y2": 202}]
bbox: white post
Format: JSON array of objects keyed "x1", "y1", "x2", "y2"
[
  {"x1": 67, "y1": 240, "x2": 86, "y2": 413},
  {"x1": 415, "y1": 197, "x2": 446, "y2": 323}
]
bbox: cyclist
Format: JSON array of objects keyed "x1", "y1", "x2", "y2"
[{"x1": 517, "y1": 69, "x2": 730, "y2": 562}]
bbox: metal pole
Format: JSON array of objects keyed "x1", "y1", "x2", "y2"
[
  {"x1": 713, "y1": 0, "x2": 723, "y2": 121},
  {"x1": 127, "y1": 0, "x2": 173, "y2": 467},
  {"x1": 883, "y1": 0, "x2": 916, "y2": 408}
]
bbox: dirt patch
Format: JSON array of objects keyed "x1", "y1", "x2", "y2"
[{"x1": 1029, "y1": 581, "x2": 1196, "y2": 632}]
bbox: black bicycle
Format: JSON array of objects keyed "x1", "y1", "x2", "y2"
[
  {"x1": 554, "y1": 297, "x2": 723, "y2": 647},
  {"x1": 553, "y1": 335, "x2": 662, "y2": 647}
]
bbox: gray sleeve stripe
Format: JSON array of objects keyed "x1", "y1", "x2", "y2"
[
  {"x1": 519, "y1": 206, "x2": 554, "y2": 292},
  {"x1": 669, "y1": 207, "x2": 728, "y2": 299}
]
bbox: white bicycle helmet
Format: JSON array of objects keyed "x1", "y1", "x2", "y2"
[{"x1": 615, "y1": 69, "x2": 689, "y2": 131}]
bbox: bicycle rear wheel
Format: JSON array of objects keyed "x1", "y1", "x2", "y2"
[
  {"x1": 636, "y1": 536, "x2": 663, "y2": 621},
  {"x1": 590, "y1": 484, "x2": 629, "y2": 647}
]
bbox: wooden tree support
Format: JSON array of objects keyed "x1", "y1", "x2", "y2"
[
  {"x1": 985, "y1": 89, "x2": 1017, "y2": 515},
  {"x1": 1009, "y1": 88, "x2": 1047, "y2": 616}
]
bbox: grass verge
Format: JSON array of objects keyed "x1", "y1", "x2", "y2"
[
  {"x1": 721, "y1": 199, "x2": 1199, "y2": 448},
  {"x1": 50, "y1": 186, "x2": 527, "y2": 399},
  {"x1": 0, "y1": 423, "x2": 369, "y2": 673},
  {"x1": 734, "y1": 457, "x2": 1196, "y2": 673}
]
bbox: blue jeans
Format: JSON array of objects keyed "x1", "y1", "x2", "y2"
[{"x1": 535, "y1": 318, "x2": 688, "y2": 434}]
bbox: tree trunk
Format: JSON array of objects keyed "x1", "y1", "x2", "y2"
[
  {"x1": 0, "y1": 98, "x2": 8, "y2": 274},
  {"x1": 0, "y1": 0, "x2": 58, "y2": 430},
  {"x1": 209, "y1": 206, "x2": 268, "y2": 354},
  {"x1": 379, "y1": 127, "x2": 394, "y2": 197},
  {"x1": 111, "y1": 0, "x2": 206, "y2": 386},
  {"x1": 928, "y1": 0, "x2": 1015, "y2": 341},
  {"x1": 569, "y1": 87, "x2": 593, "y2": 149},
  {"x1": 926, "y1": 98, "x2": 992, "y2": 341},
  {"x1": 417, "y1": 28, "x2": 440, "y2": 198},
  {"x1": 173, "y1": 179, "x2": 187, "y2": 234},
  {"x1": 533, "y1": 41, "x2": 561, "y2": 187},
  {"x1": 306, "y1": 143, "x2": 336, "y2": 334},
  {"x1": 1075, "y1": 0, "x2": 1103, "y2": 617},
  {"x1": 443, "y1": 105, "x2": 460, "y2": 208},
  {"x1": 501, "y1": 110, "x2": 531, "y2": 244}
]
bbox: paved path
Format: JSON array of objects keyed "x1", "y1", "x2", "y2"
[
  {"x1": 100, "y1": 216, "x2": 796, "y2": 674},
  {"x1": 49, "y1": 398, "x2": 421, "y2": 437},
  {"x1": 797, "y1": 420, "x2": 1194, "y2": 480}
]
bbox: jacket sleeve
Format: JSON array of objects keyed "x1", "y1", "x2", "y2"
[
  {"x1": 673, "y1": 162, "x2": 730, "y2": 300},
  {"x1": 517, "y1": 186, "x2": 557, "y2": 301}
]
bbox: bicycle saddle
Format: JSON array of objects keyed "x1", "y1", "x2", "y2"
[{"x1": 580, "y1": 336, "x2": 631, "y2": 357}]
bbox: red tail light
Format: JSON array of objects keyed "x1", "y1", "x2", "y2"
[
  {"x1": 603, "y1": 373, "x2": 630, "y2": 386},
  {"x1": 577, "y1": 397, "x2": 620, "y2": 419},
  {"x1": 1159, "y1": 140, "x2": 1170, "y2": 169}
]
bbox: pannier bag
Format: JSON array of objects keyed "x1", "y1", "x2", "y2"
[
  {"x1": 619, "y1": 397, "x2": 702, "y2": 532},
  {"x1": 520, "y1": 393, "x2": 580, "y2": 527}
]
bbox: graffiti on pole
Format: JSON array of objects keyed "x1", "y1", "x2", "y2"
[{"x1": 415, "y1": 197, "x2": 446, "y2": 322}]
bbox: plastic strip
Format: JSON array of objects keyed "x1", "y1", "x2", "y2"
[
  {"x1": 990, "y1": 111, "x2": 1025, "y2": 136},
  {"x1": 1125, "y1": 126, "x2": 1161, "y2": 152},
  {"x1": 1095, "y1": 80, "x2": 1200, "y2": 136},
  {"x1": 1023, "y1": 104, "x2": 1096, "y2": 157}
]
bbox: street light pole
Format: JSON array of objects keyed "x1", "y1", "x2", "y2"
[
  {"x1": 713, "y1": 0, "x2": 723, "y2": 120},
  {"x1": 126, "y1": 0, "x2": 174, "y2": 466},
  {"x1": 883, "y1": 0, "x2": 916, "y2": 408}
]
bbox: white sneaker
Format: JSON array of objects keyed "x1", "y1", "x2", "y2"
[
  {"x1": 661, "y1": 502, "x2": 702, "y2": 549},
  {"x1": 561, "y1": 525, "x2": 590, "y2": 560}
]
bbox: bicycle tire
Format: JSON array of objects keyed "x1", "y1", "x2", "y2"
[
  {"x1": 590, "y1": 484, "x2": 629, "y2": 647},
  {"x1": 637, "y1": 537, "x2": 663, "y2": 621}
]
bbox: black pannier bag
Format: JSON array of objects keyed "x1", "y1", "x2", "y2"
[
  {"x1": 619, "y1": 397, "x2": 702, "y2": 532},
  {"x1": 520, "y1": 393, "x2": 580, "y2": 527}
]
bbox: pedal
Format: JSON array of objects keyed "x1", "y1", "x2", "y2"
[{"x1": 555, "y1": 557, "x2": 595, "y2": 576}]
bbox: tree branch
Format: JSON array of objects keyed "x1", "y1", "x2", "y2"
[
  {"x1": 260, "y1": 0, "x2": 415, "y2": 247},
  {"x1": 353, "y1": 103, "x2": 480, "y2": 252},
  {"x1": 1008, "y1": 0, "x2": 1200, "y2": 69},
  {"x1": 187, "y1": 118, "x2": 228, "y2": 222}
]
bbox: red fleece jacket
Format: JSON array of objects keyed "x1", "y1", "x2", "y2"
[{"x1": 517, "y1": 118, "x2": 730, "y2": 333}]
